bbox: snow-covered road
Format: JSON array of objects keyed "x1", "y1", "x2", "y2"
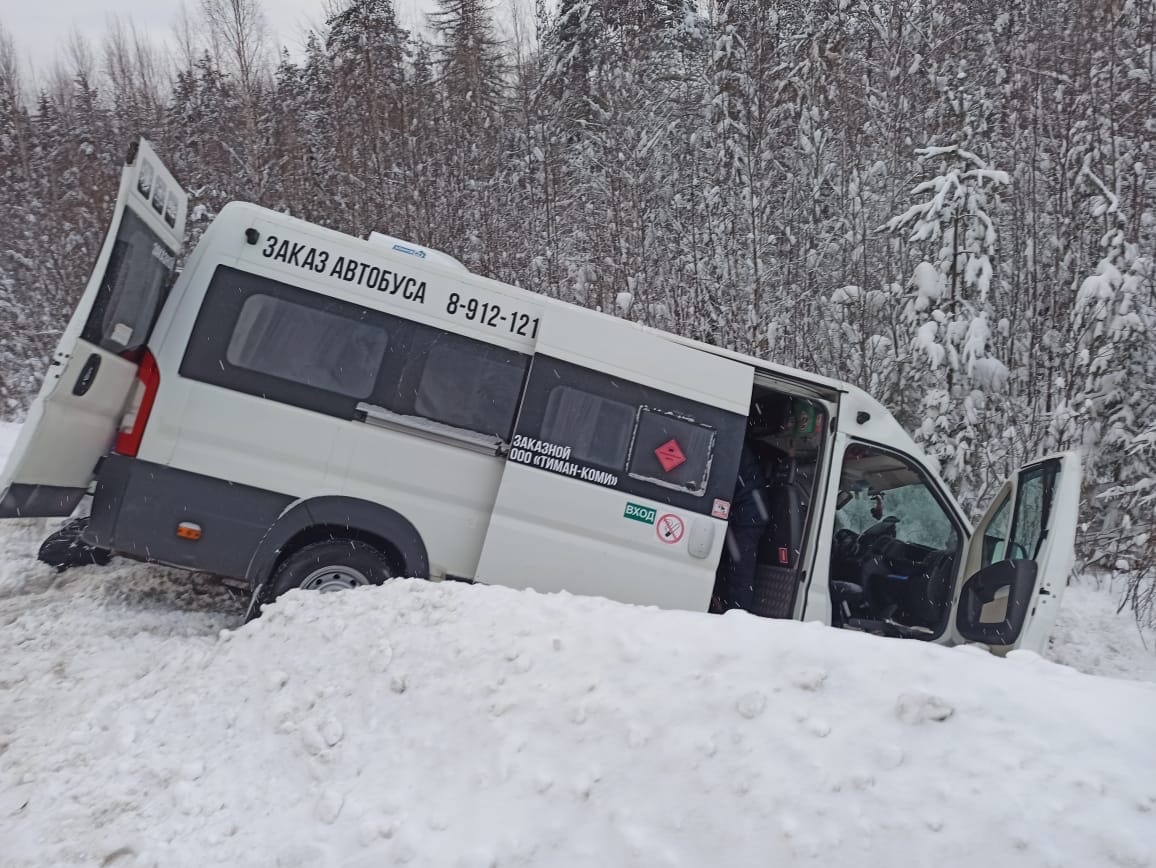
[{"x1": 1, "y1": 421, "x2": 1155, "y2": 867}]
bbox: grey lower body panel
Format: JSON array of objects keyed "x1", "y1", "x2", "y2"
[
  {"x1": 86, "y1": 455, "x2": 294, "y2": 580},
  {"x1": 0, "y1": 484, "x2": 87, "y2": 518}
]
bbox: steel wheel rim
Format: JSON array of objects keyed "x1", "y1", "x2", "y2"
[{"x1": 300, "y1": 564, "x2": 370, "y2": 593}]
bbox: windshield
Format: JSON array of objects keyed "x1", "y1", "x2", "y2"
[{"x1": 836, "y1": 445, "x2": 958, "y2": 550}]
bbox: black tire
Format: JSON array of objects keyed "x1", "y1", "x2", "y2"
[
  {"x1": 266, "y1": 539, "x2": 394, "y2": 602},
  {"x1": 37, "y1": 517, "x2": 112, "y2": 572}
]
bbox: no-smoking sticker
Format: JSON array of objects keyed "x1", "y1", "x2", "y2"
[{"x1": 656, "y1": 513, "x2": 685, "y2": 544}]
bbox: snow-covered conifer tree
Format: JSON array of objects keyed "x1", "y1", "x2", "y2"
[{"x1": 885, "y1": 145, "x2": 1011, "y2": 506}]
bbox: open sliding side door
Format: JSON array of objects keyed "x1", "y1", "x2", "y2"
[
  {"x1": 475, "y1": 306, "x2": 754, "y2": 612},
  {"x1": 0, "y1": 139, "x2": 187, "y2": 517}
]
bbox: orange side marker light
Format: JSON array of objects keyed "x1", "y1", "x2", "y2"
[{"x1": 177, "y1": 522, "x2": 202, "y2": 541}]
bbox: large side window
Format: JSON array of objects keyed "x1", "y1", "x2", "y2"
[
  {"x1": 410, "y1": 332, "x2": 527, "y2": 440},
  {"x1": 226, "y1": 294, "x2": 388, "y2": 399},
  {"x1": 511, "y1": 356, "x2": 745, "y2": 516},
  {"x1": 540, "y1": 387, "x2": 635, "y2": 467},
  {"x1": 182, "y1": 266, "x2": 400, "y2": 419},
  {"x1": 976, "y1": 462, "x2": 1060, "y2": 570},
  {"x1": 182, "y1": 266, "x2": 528, "y2": 443}
]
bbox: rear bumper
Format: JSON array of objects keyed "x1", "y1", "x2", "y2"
[
  {"x1": 0, "y1": 484, "x2": 87, "y2": 519},
  {"x1": 86, "y1": 454, "x2": 293, "y2": 580}
]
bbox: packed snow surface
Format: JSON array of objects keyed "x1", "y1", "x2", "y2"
[
  {"x1": 1, "y1": 421, "x2": 1155, "y2": 867},
  {"x1": 2, "y1": 573, "x2": 1155, "y2": 866},
  {"x1": 1048, "y1": 580, "x2": 1156, "y2": 684}
]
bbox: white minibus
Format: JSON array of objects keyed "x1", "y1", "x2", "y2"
[{"x1": 0, "y1": 140, "x2": 1081, "y2": 653}]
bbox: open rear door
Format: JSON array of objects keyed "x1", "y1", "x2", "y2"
[
  {"x1": 952, "y1": 452, "x2": 1082, "y2": 653},
  {"x1": 475, "y1": 306, "x2": 753, "y2": 612},
  {"x1": 0, "y1": 139, "x2": 186, "y2": 517}
]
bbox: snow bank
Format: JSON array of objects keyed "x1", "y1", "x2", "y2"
[{"x1": 3, "y1": 576, "x2": 1155, "y2": 868}]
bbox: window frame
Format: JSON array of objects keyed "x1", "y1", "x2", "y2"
[
  {"x1": 1007, "y1": 460, "x2": 1060, "y2": 562},
  {"x1": 510, "y1": 355, "x2": 746, "y2": 516},
  {"x1": 180, "y1": 265, "x2": 529, "y2": 445},
  {"x1": 225, "y1": 291, "x2": 390, "y2": 400},
  {"x1": 834, "y1": 439, "x2": 969, "y2": 638},
  {"x1": 81, "y1": 207, "x2": 179, "y2": 354},
  {"x1": 836, "y1": 440, "x2": 967, "y2": 552},
  {"x1": 625, "y1": 406, "x2": 718, "y2": 496}
]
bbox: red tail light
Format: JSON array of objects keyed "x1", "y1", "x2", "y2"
[{"x1": 115, "y1": 350, "x2": 161, "y2": 457}]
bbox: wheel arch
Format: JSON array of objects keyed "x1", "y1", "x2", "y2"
[{"x1": 245, "y1": 496, "x2": 429, "y2": 589}]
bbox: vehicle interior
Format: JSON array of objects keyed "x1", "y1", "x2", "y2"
[
  {"x1": 827, "y1": 444, "x2": 962, "y2": 639},
  {"x1": 711, "y1": 385, "x2": 828, "y2": 619}
]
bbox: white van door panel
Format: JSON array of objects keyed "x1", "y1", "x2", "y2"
[
  {"x1": 952, "y1": 452, "x2": 1082, "y2": 653},
  {"x1": 0, "y1": 139, "x2": 186, "y2": 517},
  {"x1": 165, "y1": 386, "x2": 341, "y2": 497},
  {"x1": 798, "y1": 431, "x2": 855, "y2": 627},
  {"x1": 478, "y1": 470, "x2": 726, "y2": 609},
  {"x1": 335, "y1": 423, "x2": 505, "y2": 579},
  {"x1": 476, "y1": 307, "x2": 754, "y2": 610}
]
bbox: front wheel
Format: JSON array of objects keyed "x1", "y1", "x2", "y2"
[{"x1": 267, "y1": 539, "x2": 394, "y2": 602}]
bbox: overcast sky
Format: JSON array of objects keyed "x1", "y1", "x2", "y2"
[{"x1": 2, "y1": 0, "x2": 448, "y2": 76}]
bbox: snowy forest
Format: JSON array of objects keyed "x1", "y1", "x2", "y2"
[{"x1": 0, "y1": 0, "x2": 1153, "y2": 613}]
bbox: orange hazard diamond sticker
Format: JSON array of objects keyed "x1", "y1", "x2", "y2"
[{"x1": 654, "y1": 439, "x2": 686, "y2": 473}]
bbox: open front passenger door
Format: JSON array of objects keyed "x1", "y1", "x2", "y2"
[
  {"x1": 952, "y1": 452, "x2": 1082, "y2": 654},
  {"x1": 0, "y1": 139, "x2": 186, "y2": 517}
]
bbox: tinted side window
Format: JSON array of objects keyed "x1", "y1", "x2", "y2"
[
  {"x1": 182, "y1": 266, "x2": 528, "y2": 441},
  {"x1": 227, "y1": 294, "x2": 388, "y2": 399},
  {"x1": 980, "y1": 491, "x2": 1013, "y2": 567},
  {"x1": 182, "y1": 266, "x2": 397, "y2": 419},
  {"x1": 513, "y1": 356, "x2": 745, "y2": 516},
  {"x1": 82, "y1": 208, "x2": 177, "y2": 353},
  {"x1": 628, "y1": 409, "x2": 716, "y2": 495},
  {"x1": 411, "y1": 333, "x2": 527, "y2": 440},
  {"x1": 541, "y1": 387, "x2": 635, "y2": 467},
  {"x1": 1009, "y1": 461, "x2": 1059, "y2": 561}
]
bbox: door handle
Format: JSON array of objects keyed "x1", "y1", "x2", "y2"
[
  {"x1": 73, "y1": 353, "x2": 101, "y2": 396},
  {"x1": 687, "y1": 517, "x2": 716, "y2": 559}
]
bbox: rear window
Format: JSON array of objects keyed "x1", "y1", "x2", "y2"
[
  {"x1": 81, "y1": 208, "x2": 177, "y2": 353},
  {"x1": 226, "y1": 293, "x2": 387, "y2": 399}
]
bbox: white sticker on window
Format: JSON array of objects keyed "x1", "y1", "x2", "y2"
[{"x1": 110, "y1": 323, "x2": 133, "y2": 346}]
